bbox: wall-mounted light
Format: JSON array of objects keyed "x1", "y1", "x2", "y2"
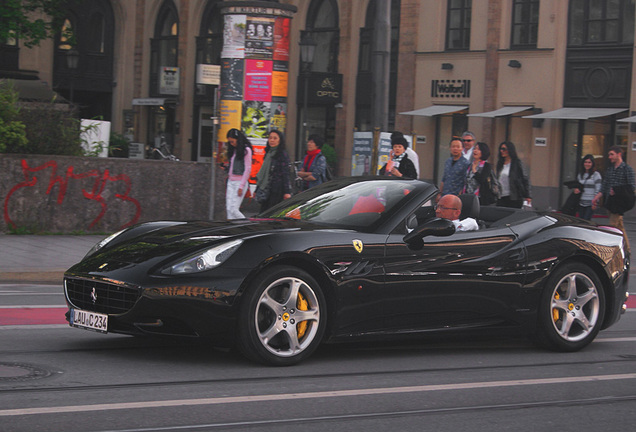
[
  {"x1": 441, "y1": 63, "x2": 453, "y2": 70},
  {"x1": 508, "y1": 60, "x2": 522, "y2": 68}
]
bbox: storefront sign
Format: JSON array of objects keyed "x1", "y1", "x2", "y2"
[
  {"x1": 159, "y1": 67, "x2": 180, "y2": 95},
  {"x1": 223, "y1": 6, "x2": 296, "y2": 18},
  {"x1": 298, "y1": 73, "x2": 343, "y2": 105},
  {"x1": 431, "y1": 79, "x2": 470, "y2": 98},
  {"x1": 535, "y1": 137, "x2": 547, "y2": 146}
]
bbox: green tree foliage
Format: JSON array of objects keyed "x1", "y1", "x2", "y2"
[
  {"x1": 0, "y1": 0, "x2": 76, "y2": 48},
  {"x1": 0, "y1": 81, "x2": 28, "y2": 153},
  {"x1": 16, "y1": 103, "x2": 83, "y2": 155}
]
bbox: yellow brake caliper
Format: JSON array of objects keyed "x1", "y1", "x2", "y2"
[
  {"x1": 297, "y1": 292, "x2": 309, "y2": 339},
  {"x1": 552, "y1": 292, "x2": 560, "y2": 322}
]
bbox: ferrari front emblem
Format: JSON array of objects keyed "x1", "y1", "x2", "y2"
[{"x1": 353, "y1": 239, "x2": 364, "y2": 253}]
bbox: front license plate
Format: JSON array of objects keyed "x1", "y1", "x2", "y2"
[{"x1": 70, "y1": 308, "x2": 108, "y2": 333}]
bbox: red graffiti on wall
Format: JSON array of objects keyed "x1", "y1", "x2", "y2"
[{"x1": 4, "y1": 159, "x2": 142, "y2": 230}]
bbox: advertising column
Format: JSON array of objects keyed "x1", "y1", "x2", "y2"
[{"x1": 218, "y1": 3, "x2": 296, "y2": 183}]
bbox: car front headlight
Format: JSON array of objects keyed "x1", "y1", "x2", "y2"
[{"x1": 162, "y1": 239, "x2": 243, "y2": 275}]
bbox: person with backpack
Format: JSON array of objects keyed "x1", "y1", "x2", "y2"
[{"x1": 297, "y1": 134, "x2": 329, "y2": 190}]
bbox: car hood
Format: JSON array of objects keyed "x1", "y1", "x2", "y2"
[{"x1": 69, "y1": 218, "x2": 320, "y2": 273}]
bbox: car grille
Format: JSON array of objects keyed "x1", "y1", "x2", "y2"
[{"x1": 65, "y1": 277, "x2": 141, "y2": 315}]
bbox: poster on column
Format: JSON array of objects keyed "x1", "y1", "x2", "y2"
[
  {"x1": 245, "y1": 16, "x2": 274, "y2": 59},
  {"x1": 218, "y1": 100, "x2": 242, "y2": 141},
  {"x1": 270, "y1": 102, "x2": 287, "y2": 132},
  {"x1": 352, "y1": 132, "x2": 373, "y2": 176},
  {"x1": 245, "y1": 59, "x2": 272, "y2": 101},
  {"x1": 242, "y1": 101, "x2": 271, "y2": 139},
  {"x1": 221, "y1": 14, "x2": 246, "y2": 59},
  {"x1": 272, "y1": 61, "x2": 288, "y2": 99},
  {"x1": 273, "y1": 17, "x2": 290, "y2": 61},
  {"x1": 220, "y1": 59, "x2": 244, "y2": 100}
]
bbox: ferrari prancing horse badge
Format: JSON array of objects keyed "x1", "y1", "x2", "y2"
[{"x1": 353, "y1": 239, "x2": 363, "y2": 253}]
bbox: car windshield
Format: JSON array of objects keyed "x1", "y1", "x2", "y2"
[{"x1": 259, "y1": 180, "x2": 419, "y2": 230}]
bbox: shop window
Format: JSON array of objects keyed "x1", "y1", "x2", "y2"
[
  {"x1": 446, "y1": 0, "x2": 471, "y2": 51},
  {"x1": 511, "y1": 0, "x2": 539, "y2": 48}
]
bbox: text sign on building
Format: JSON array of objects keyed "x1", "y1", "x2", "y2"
[
  {"x1": 159, "y1": 67, "x2": 180, "y2": 95},
  {"x1": 431, "y1": 79, "x2": 470, "y2": 98},
  {"x1": 196, "y1": 64, "x2": 221, "y2": 85}
]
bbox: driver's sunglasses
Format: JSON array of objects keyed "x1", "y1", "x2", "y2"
[{"x1": 435, "y1": 205, "x2": 458, "y2": 211}]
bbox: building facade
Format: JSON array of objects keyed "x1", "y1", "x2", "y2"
[{"x1": 2, "y1": 0, "x2": 636, "y2": 212}]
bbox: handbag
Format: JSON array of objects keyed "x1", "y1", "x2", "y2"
[
  {"x1": 254, "y1": 185, "x2": 270, "y2": 204},
  {"x1": 487, "y1": 168, "x2": 501, "y2": 199}
]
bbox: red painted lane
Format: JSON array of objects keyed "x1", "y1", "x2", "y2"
[
  {"x1": 0, "y1": 307, "x2": 67, "y2": 325},
  {"x1": 1, "y1": 298, "x2": 635, "y2": 327}
]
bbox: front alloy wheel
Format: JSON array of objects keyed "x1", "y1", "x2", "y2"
[{"x1": 238, "y1": 266, "x2": 326, "y2": 365}]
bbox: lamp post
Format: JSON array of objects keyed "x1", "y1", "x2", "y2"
[
  {"x1": 299, "y1": 31, "x2": 316, "y2": 150},
  {"x1": 66, "y1": 48, "x2": 79, "y2": 104}
]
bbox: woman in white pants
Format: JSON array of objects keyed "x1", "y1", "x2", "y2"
[{"x1": 225, "y1": 128, "x2": 253, "y2": 219}]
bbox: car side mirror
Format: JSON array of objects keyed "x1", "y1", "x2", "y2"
[{"x1": 403, "y1": 217, "x2": 456, "y2": 248}]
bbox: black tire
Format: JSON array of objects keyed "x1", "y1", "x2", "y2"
[
  {"x1": 534, "y1": 263, "x2": 605, "y2": 352},
  {"x1": 237, "y1": 266, "x2": 327, "y2": 366}
]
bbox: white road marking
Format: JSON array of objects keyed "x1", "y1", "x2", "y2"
[{"x1": 2, "y1": 373, "x2": 636, "y2": 417}]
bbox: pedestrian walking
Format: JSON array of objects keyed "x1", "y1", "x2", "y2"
[
  {"x1": 255, "y1": 129, "x2": 292, "y2": 212},
  {"x1": 225, "y1": 128, "x2": 253, "y2": 219},
  {"x1": 495, "y1": 141, "x2": 531, "y2": 209},
  {"x1": 297, "y1": 134, "x2": 328, "y2": 190},
  {"x1": 592, "y1": 145, "x2": 635, "y2": 251},
  {"x1": 463, "y1": 142, "x2": 498, "y2": 205},
  {"x1": 461, "y1": 131, "x2": 476, "y2": 161},
  {"x1": 440, "y1": 136, "x2": 470, "y2": 196},
  {"x1": 379, "y1": 132, "x2": 417, "y2": 179},
  {"x1": 574, "y1": 154, "x2": 602, "y2": 220}
]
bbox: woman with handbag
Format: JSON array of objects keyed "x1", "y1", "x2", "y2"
[
  {"x1": 225, "y1": 128, "x2": 253, "y2": 219},
  {"x1": 496, "y1": 141, "x2": 531, "y2": 209},
  {"x1": 255, "y1": 129, "x2": 292, "y2": 212},
  {"x1": 463, "y1": 142, "x2": 497, "y2": 205}
]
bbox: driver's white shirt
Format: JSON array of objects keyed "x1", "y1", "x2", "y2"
[{"x1": 452, "y1": 217, "x2": 478, "y2": 231}]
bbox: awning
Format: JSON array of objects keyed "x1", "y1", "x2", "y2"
[
  {"x1": 132, "y1": 98, "x2": 175, "y2": 106},
  {"x1": 399, "y1": 105, "x2": 468, "y2": 117},
  {"x1": 467, "y1": 106, "x2": 533, "y2": 118},
  {"x1": 617, "y1": 115, "x2": 636, "y2": 123},
  {"x1": 523, "y1": 107, "x2": 627, "y2": 120}
]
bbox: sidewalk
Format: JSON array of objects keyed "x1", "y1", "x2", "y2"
[{"x1": 1, "y1": 216, "x2": 635, "y2": 285}]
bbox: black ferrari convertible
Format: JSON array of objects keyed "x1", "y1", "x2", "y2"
[{"x1": 64, "y1": 177, "x2": 629, "y2": 365}]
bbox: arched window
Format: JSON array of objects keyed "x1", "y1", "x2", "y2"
[
  {"x1": 306, "y1": 0, "x2": 339, "y2": 73},
  {"x1": 356, "y1": 0, "x2": 401, "y2": 131},
  {"x1": 88, "y1": 12, "x2": 106, "y2": 53},
  {"x1": 58, "y1": 17, "x2": 76, "y2": 51},
  {"x1": 150, "y1": 1, "x2": 179, "y2": 96},
  {"x1": 197, "y1": 0, "x2": 223, "y2": 65}
]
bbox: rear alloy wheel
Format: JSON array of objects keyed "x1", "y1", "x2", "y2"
[
  {"x1": 238, "y1": 266, "x2": 326, "y2": 366},
  {"x1": 535, "y1": 263, "x2": 605, "y2": 352}
]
